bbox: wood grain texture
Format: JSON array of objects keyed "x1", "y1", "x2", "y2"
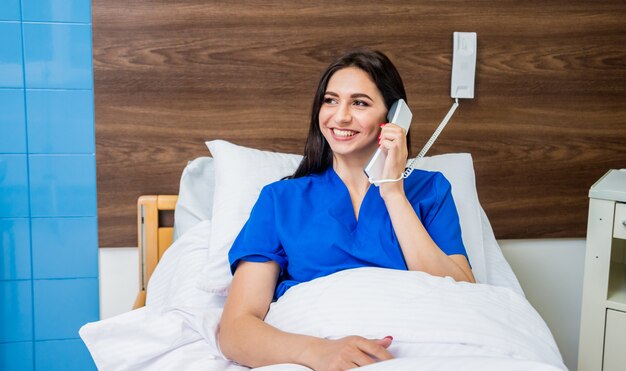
[{"x1": 94, "y1": 0, "x2": 626, "y2": 247}]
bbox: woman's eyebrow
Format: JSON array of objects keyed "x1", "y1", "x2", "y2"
[
  {"x1": 324, "y1": 91, "x2": 374, "y2": 101},
  {"x1": 351, "y1": 93, "x2": 373, "y2": 101}
]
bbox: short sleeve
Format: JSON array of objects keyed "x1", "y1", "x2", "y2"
[
  {"x1": 422, "y1": 174, "x2": 470, "y2": 262},
  {"x1": 228, "y1": 186, "x2": 288, "y2": 274}
]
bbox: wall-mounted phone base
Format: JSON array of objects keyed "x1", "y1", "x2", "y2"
[{"x1": 451, "y1": 32, "x2": 477, "y2": 99}]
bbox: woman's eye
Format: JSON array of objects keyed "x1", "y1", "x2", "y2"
[
  {"x1": 353, "y1": 100, "x2": 369, "y2": 107},
  {"x1": 323, "y1": 97, "x2": 336, "y2": 104}
]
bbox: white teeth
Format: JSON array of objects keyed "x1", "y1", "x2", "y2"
[{"x1": 333, "y1": 129, "x2": 356, "y2": 137}]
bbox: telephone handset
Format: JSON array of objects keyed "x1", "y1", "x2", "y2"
[{"x1": 363, "y1": 99, "x2": 413, "y2": 185}]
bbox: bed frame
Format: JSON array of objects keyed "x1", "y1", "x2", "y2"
[{"x1": 133, "y1": 195, "x2": 178, "y2": 308}]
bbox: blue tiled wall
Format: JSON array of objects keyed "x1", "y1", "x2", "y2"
[{"x1": 0, "y1": 1, "x2": 98, "y2": 370}]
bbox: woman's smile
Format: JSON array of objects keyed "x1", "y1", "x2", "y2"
[
  {"x1": 331, "y1": 128, "x2": 359, "y2": 139},
  {"x1": 319, "y1": 66, "x2": 387, "y2": 162}
]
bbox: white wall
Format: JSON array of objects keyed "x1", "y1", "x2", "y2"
[
  {"x1": 99, "y1": 239, "x2": 586, "y2": 370},
  {"x1": 500, "y1": 238, "x2": 586, "y2": 371},
  {"x1": 98, "y1": 247, "x2": 138, "y2": 319}
]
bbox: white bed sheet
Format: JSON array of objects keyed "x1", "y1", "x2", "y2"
[
  {"x1": 261, "y1": 267, "x2": 564, "y2": 370},
  {"x1": 80, "y1": 210, "x2": 562, "y2": 370},
  {"x1": 255, "y1": 357, "x2": 564, "y2": 371}
]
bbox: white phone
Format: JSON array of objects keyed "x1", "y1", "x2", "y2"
[{"x1": 364, "y1": 99, "x2": 413, "y2": 183}]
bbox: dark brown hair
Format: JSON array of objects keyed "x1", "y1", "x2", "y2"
[{"x1": 290, "y1": 49, "x2": 409, "y2": 179}]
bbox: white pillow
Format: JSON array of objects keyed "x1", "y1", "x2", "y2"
[
  {"x1": 197, "y1": 140, "x2": 302, "y2": 293},
  {"x1": 480, "y1": 206, "x2": 524, "y2": 296},
  {"x1": 147, "y1": 219, "x2": 214, "y2": 310},
  {"x1": 173, "y1": 157, "x2": 215, "y2": 240},
  {"x1": 408, "y1": 154, "x2": 486, "y2": 283},
  {"x1": 197, "y1": 140, "x2": 486, "y2": 294}
]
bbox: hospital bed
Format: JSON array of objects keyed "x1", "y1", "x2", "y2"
[{"x1": 80, "y1": 140, "x2": 567, "y2": 370}]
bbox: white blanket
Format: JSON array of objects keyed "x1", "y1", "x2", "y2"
[
  {"x1": 262, "y1": 267, "x2": 565, "y2": 370},
  {"x1": 81, "y1": 267, "x2": 565, "y2": 370}
]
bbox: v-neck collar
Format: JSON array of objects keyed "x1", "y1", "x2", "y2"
[{"x1": 325, "y1": 166, "x2": 377, "y2": 231}]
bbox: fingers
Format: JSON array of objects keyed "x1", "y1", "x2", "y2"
[
  {"x1": 340, "y1": 339, "x2": 393, "y2": 368},
  {"x1": 328, "y1": 336, "x2": 394, "y2": 369},
  {"x1": 348, "y1": 348, "x2": 377, "y2": 367},
  {"x1": 356, "y1": 337, "x2": 394, "y2": 362},
  {"x1": 378, "y1": 124, "x2": 408, "y2": 183},
  {"x1": 379, "y1": 123, "x2": 406, "y2": 137},
  {"x1": 373, "y1": 336, "x2": 393, "y2": 349},
  {"x1": 378, "y1": 123, "x2": 407, "y2": 151}
]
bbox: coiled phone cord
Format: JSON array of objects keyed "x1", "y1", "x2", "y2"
[{"x1": 370, "y1": 98, "x2": 459, "y2": 185}]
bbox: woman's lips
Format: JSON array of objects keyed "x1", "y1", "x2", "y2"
[{"x1": 331, "y1": 128, "x2": 358, "y2": 141}]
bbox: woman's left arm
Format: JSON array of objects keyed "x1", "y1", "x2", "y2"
[
  {"x1": 378, "y1": 124, "x2": 475, "y2": 283},
  {"x1": 382, "y1": 191, "x2": 475, "y2": 282}
]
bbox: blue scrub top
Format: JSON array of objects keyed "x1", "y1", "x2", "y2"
[{"x1": 229, "y1": 166, "x2": 468, "y2": 300}]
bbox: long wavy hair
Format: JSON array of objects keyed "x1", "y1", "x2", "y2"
[{"x1": 290, "y1": 49, "x2": 409, "y2": 179}]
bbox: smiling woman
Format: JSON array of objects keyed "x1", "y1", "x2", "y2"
[
  {"x1": 290, "y1": 50, "x2": 411, "y2": 181},
  {"x1": 218, "y1": 49, "x2": 474, "y2": 370},
  {"x1": 319, "y1": 67, "x2": 388, "y2": 162}
]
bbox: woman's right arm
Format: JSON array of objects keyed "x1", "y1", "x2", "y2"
[
  {"x1": 218, "y1": 260, "x2": 316, "y2": 367},
  {"x1": 218, "y1": 261, "x2": 394, "y2": 370}
]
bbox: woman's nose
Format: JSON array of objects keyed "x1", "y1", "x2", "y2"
[{"x1": 334, "y1": 104, "x2": 352, "y2": 125}]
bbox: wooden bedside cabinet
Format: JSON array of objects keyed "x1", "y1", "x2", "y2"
[{"x1": 578, "y1": 170, "x2": 626, "y2": 371}]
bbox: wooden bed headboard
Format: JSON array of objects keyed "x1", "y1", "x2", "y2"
[
  {"x1": 94, "y1": 1, "x2": 626, "y2": 247},
  {"x1": 134, "y1": 195, "x2": 177, "y2": 308}
]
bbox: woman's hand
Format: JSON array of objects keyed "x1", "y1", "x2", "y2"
[
  {"x1": 305, "y1": 335, "x2": 394, "y2": 371},
  {"x1": 220, "y1": 262, "x2": 399, "y2": 368},
  {"x1": 378, "y1": 123, "x2": 408, "y2": 199}
]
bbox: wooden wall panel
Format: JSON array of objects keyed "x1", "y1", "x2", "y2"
[{"x1": 94, "y1": 0, "x2": 626, "y2": 247}]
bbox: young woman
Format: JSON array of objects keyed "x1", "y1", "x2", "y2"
[{"x1": 218, "y1": 50, "x2": 475, "y2": 370}]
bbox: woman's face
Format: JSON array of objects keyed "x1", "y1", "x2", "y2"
[{"x1": 319, "y1": 67, "x2": 388, "y2": 163}]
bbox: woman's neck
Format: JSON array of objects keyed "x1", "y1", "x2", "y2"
[
  {"x1": 332, "y1": 154, "x2": 374, "y2": 221},
  {"x1": 332, "y1": 154, "x2": 371, "y2": 193}
]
